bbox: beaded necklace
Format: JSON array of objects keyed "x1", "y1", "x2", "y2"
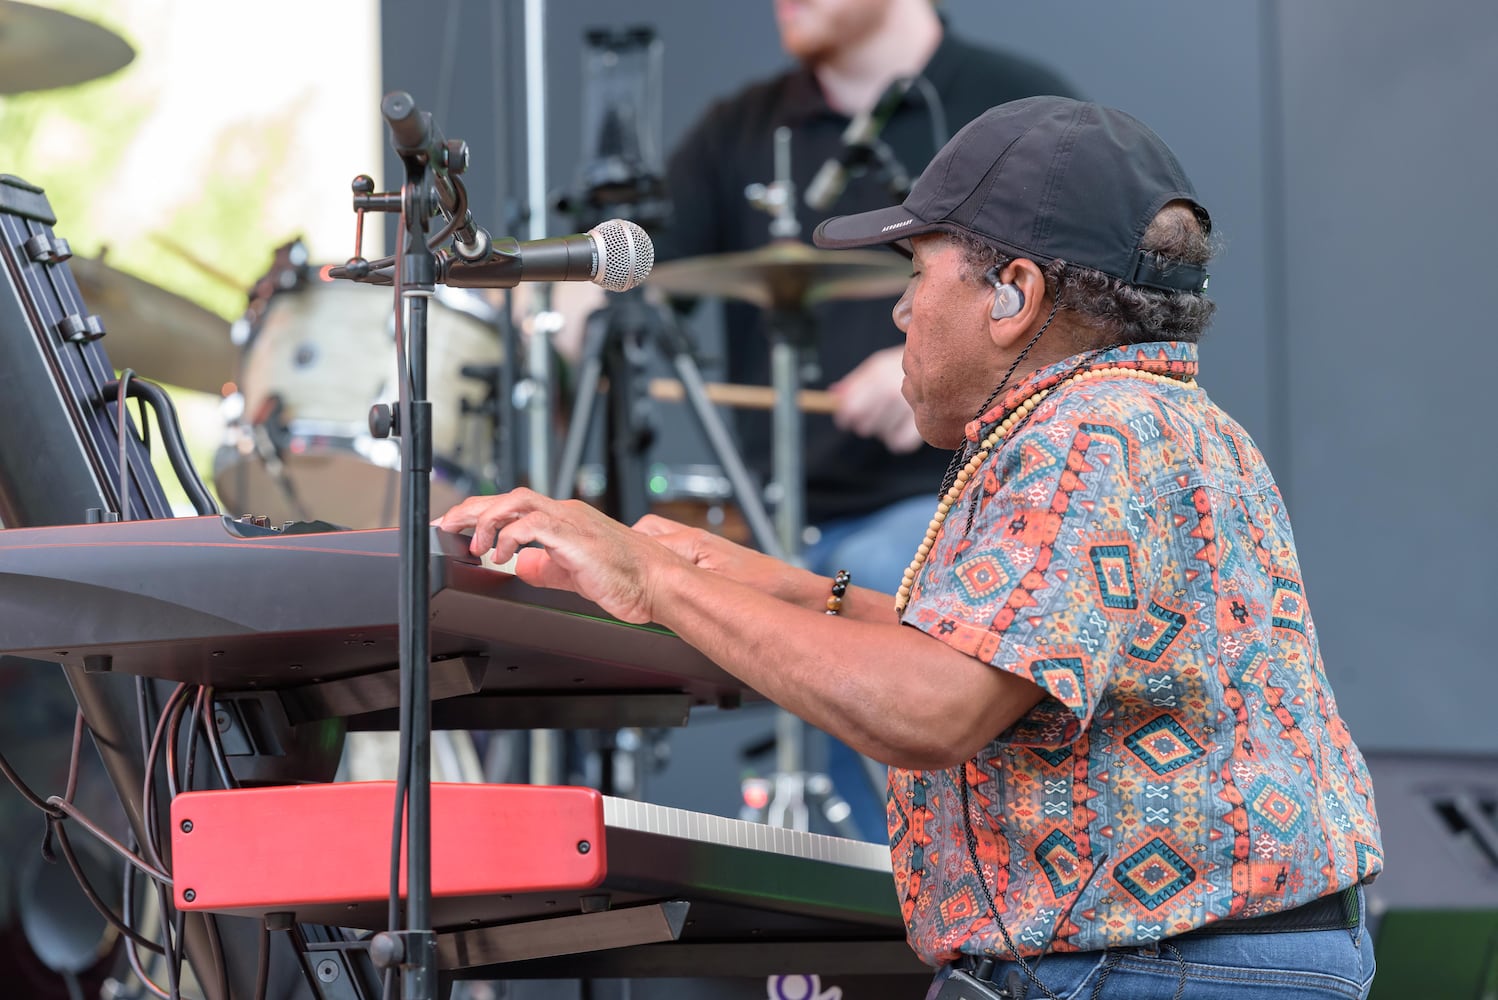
[{"x1": 894, "y1": 366, "x2": 1195, "y2": 615}]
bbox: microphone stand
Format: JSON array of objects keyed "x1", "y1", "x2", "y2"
[{"x1": 338, "y1": 90, "x2": 480, "y2": 1000}]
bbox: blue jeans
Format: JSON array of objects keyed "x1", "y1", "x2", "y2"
[
  {"x1": 800, "y1": 494, "x2": 934, "y2": 842},
  {"x1": 924, "y1": 888, "x2": 1376, "y2": 999},
  {"x1": 800, "y1": 493, "x2": 936, "y2": 596}
]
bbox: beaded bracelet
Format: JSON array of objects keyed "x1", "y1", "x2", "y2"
[{"x1": 825, "y1": 569, "x2": 851, "y2": 615}]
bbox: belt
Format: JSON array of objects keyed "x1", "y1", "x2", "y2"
[
  {"x1": 954, "y1": 886, "x2": 1360, "y2": 978},
  {"x1": 1181, "y1": 886, "x2": 1360, "y2": 937}
]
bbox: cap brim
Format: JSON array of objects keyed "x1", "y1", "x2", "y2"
[{"x1": 812, "y1": 205, "x2": 944, "y2": 258}]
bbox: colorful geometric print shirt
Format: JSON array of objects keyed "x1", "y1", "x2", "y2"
[{"x1": 892, "y1": 342, "x2": 1382, "y2": 966}]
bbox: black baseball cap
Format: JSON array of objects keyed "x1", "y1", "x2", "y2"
[{"x1": 812, "y1": 96, "x2": 1210, "y2": 293}]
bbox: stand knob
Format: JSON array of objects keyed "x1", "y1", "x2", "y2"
[
  {"x1": 368, "y1": 931, "x2": 404, "y2": 970},
  {"x1": 369, "y1": 402, "x2": 398, "y2": 439}
]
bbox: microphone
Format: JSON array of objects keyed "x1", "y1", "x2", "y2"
[
  {"x1": 804, "y1": 76, "x2": 914, "y2": 212},
  {"x1": 443, "y1": 218, "x2": 654, "y2": 291},
  {"x1": 336, "y1": 218, "x2": 655, "y2": 291}
]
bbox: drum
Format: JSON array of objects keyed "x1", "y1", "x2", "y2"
[{"x1": 215, "y1": 267, "x2": 504, "y2": 528}]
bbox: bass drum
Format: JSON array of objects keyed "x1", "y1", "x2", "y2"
[{"x1": 216, "y1": 267, "x2": 504, "y2": 528}]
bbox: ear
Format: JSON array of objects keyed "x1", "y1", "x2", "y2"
[{"x1": 988, "y1": 258, "x2": 1049, "y2": 348}]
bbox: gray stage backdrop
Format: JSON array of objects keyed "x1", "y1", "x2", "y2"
[{"x1": 378, "y1": 0, "x2": 1498, "y2": 789}]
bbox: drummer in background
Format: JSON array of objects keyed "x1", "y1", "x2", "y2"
[
  {"x1": 642, "y1": 0, "x2": 1079, "y2": 841},
  {"x1": 528, "y1": 0, "x2": 1080, "y2": 841}
]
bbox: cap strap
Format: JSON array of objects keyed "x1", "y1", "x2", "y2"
[{"x1": 1127, "y1": 250, "x2": 1209, "y2": 293}]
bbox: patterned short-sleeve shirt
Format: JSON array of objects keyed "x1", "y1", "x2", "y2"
[{"x1": 893, "y1": 343, "x2": 1383, "y2": 966}]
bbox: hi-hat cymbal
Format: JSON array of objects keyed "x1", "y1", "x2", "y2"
[
  {"x1": 0, "y1": 1, "x2": 134, "y2": 94},
  {"x1": 69, "y1": 256, "x2": 235, "y2": 394},
  {"x1": 647, "y1": 239, "x2": 909, "y2": 311}
]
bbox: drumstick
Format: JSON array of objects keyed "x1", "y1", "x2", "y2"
[{"x1": 648, "y1": 377, "x2": 839, "y2": 414}]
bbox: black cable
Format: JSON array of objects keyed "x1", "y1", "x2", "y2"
[
  {"x1": 135, "y1": 678, "x2": 156, "y2": 775},
  {"x1": 49, "y1": 817, "x2": 165, "y2": 955},
  {"x1": 116, "y1": 368, "x2": 134, "y2": 520},
  {"x1": 182, "y1": 687, "x2": 206, "y2": 793},
  {"x1": 179, "y1": 687, "x2": 232, "y2": 1000},
  {"x1": 387, "y1": 196, "x2": 415, "y2": 990},
  {"x1": 160, "y1": 884, "x2": 183, "y2": 999},
  {"x1": 0, "y1": 743, "x2": 65, "y2": 816},
  {"x1": 936, "y1": 296, "x2": 1061, "y2": 503},
  {"x1": 202, "y1": 910, "x2": 230, "y2": 1000},
  {"x1": 102, "y1": 379, "x2": 219, "y2": 515},
  {"x1": 163, "y1": 687, "x2": 191, "y2": 800},
  {"x1": 44, "y1": 799, "x2": 171, "y2": 884},
  {"x1": 150, "y1": 688, "x2": 202, "y2": 999},
  {"x1": 957, "y1": 776, "x2": 1063, "y2": 1000},
  {"x1": 907, "y1": 73, "x2": 949, "y2": 154},
  {"x1": 65, "y1": 707, "x2": 84, "y2": 802},
  {"x1": 253, "y1": 919, "x2": 270, "y2": 1000},
  {"x1": 123, "y1": 837, "x2": 172, "y2": 1000},
  {"x1": 127, "y1": 676, "x2": 178, "y2": 997},
  {"x1": 2, "y1": 692, "x2": 182, "y2": 973},
  {"x1": 141, "y1": 683, "x2": 190, "y2": 871},
  {"x1": 200, "y1": 689, "x2": 236, "y2": 791},
  {"x1": 126, "y1": 926, "x2": 171, "y2": 1000},
  {"x1": 51, "y1": 705, "x2": 170, "y2": 957},
  {"x1": 139, "y1": 392, "x2": 153, "y2": 453}
]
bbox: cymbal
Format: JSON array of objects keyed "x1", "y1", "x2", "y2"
[
  {"x1": 647, "y1": 239, "x2": 909, "y2": 311},
  {"x1": 0, "y1": 2, "x2": 134, "y2": 94},
  {"x1": 69, "y1": 256, "x2": 235, "y2": 394}
]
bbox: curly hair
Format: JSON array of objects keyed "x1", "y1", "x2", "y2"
[{"x1": 952, "y1": 200, "x2": 1218, "y2": 347}]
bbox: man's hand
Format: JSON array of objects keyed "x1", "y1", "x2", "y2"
[
  {"x1": 437, "y1": 489, "x2": 685, "y2": 624},
  {"x1": 828, "y1": 345, "x2": 923, "y2": 453}
]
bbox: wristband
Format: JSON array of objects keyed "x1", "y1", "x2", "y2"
[{"x1": 825, "y1": 569, "x2": 851, "y2": 615}]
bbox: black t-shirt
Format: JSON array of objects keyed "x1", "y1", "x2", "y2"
[{"x1": 654, "y1": 29, "x2": 1080, "y2": 523}]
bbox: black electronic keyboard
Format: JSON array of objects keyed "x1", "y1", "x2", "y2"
[{"x1": 0, "y1": 514, "x2": 759, "y2": 729}]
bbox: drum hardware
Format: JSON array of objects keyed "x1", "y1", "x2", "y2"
[
  {"x1": 552, "y1": 284, "x2": 785, "y2": 560},
  {"x1": 745, "y1": 126, "x2": 803, "y2": 241},
  {"x1": 0, "y1": 1, "x2": 133, "y2": 94},
  {"x1": 458, "y1": 362, "x2": 515, "y2": 496}
]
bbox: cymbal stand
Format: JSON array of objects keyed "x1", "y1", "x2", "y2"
[
  {"x1": 764, "y1": 303, "x2": 823, "y2": 832},
  {"x1": 746, "y1": 128, "x2": 821, "y2": 832},
  {"x1": 553, "y1": 286, "x2": 785, "y2": 560}
]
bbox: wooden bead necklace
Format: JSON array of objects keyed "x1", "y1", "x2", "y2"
[{"x1": 894, "y1": 366, "x2": 1195, "y2": 614}]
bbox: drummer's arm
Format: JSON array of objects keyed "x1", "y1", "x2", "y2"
[{"x1": 829, "y1": 345, "x2": 923, "y2": 453}]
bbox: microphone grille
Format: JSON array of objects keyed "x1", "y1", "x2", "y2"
[{"x1": 592, "y1": 218, "x2": 654, "y2": 291}]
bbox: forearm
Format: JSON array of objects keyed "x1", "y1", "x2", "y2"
[
  {"x1": 773, "y1": 569, "x2": 899, "y2": 625},
  {"x1": 646, "y1": 561, "x2": 1034, "y2": 769}
]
